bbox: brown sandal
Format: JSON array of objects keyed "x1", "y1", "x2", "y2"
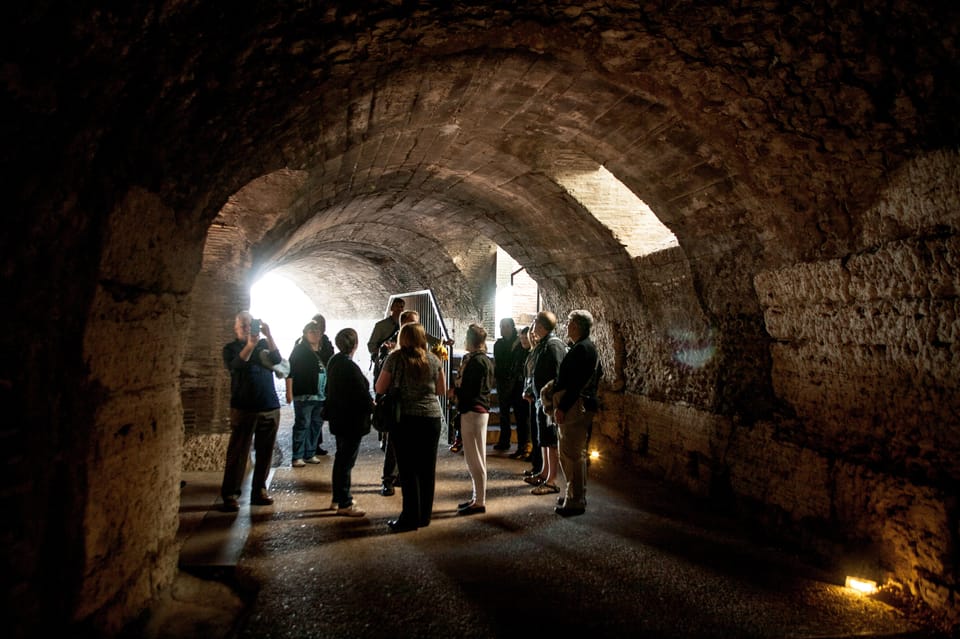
[{"x1": 531, "y1": 483, "x2": 560, "y2": 495}]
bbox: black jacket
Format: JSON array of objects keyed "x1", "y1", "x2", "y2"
[
  {"x1": 554, "y1": 337, "x2": 600, "y2": 412},
  {"x1": 223, "y1": 339, "x2": 281, "y2": 411},
  {"x1": 288, "y1": 340, "x2": 325, "y2": 398},
  {"x1": 324, "y1": 352, "x2": 373, "y2": 438},
  {"x1": 455, "y1": 351, "x2": 494, "y2": 413},
  {"x1": 509, "y1": 342, "x2": 529, "y2": 384},
  {"x1": 319, "y1": 335, "x2": 334, "y2": 366},
  {"x1": 531, "y1": 333, "x2": 567, "y2": 399},
  {"x1": 493, "y1": 334, "x2": 518, "y2": 394}
]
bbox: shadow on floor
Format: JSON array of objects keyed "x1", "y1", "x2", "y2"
[{"x1": 137, "y1": 435, "x2": 948, "y2": 639}]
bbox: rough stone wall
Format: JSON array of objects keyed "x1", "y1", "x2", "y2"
[
  {"x1": 749, "y1": 151, "x2": 958, "y2": 619},
  {"x1": 77, "y1": 188, "x2": 205, "y2": 632},
  {"x1": 757, "y1": 151, "x2": 959, "y2": 475},
  {"x1": 587, "y1": 151, "x2": 959, "y2": 627}
]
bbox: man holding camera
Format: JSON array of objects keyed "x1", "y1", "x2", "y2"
[{"x1": 220, "y1": 310, "x2": 282, "y2": 512}]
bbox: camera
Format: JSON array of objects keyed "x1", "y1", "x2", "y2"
[{"x1": 251, "y1": 319, "x2": 261, "y2": 335}]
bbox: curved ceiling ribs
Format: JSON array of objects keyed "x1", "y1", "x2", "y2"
[
  {"x1": 236, "y1": 49, "x2": 732, "y2": 321},
  {"x1": 165, "y1": 3, "x2": 946, "y2": 327}
]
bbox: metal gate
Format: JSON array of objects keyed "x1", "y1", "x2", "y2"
[{"x1": 383, "y1": 289, "x2": 453, "y2": 441}]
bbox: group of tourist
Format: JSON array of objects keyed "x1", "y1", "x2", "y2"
[
  {"x1": 217, "y1": 302, "x2": 601, "y2": 528},
  {"x1": 452, "y1": 310, "x2": 602, "y2": 519}
]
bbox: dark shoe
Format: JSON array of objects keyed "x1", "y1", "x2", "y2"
[
  {"x1": 457, "y1": 504, "x2": 486, "y2": 516},
  {"x1": 315, "y1": 447, "x2": 328, "y2": 456},
  {"x1": 458, "y1": 501, "x2": 473, "y2": 510},
  {"x1": 493, "y1": 443, "x2": 510, "y2": 451},
  {"x1": 523, "y1": 468, "x2": 542, "y2": 478},
  {"x1": 387, "y1": 519, "x2": 418, "y2": 533},
  {"x1": 252, "y1": 489, "x2": 274, "y2": 506},
  {"x1": 516, "y1": 443, "x2": 533, "y2": 460},
  {"x1": 557, "y1": 496, "x2": 565, "y2": 507},
  {"x1": 221, "y1": 495, "x2": 240, "y2": 512},
  {"x1": 523, "y1": 475, "x2": 545, "y2": 485},
  {"x1": 380, "y1": 483, "x2": 395, "y2": 496},
  {"x1": 555, "y1": 506, "x2": 585, "y2": 517}
]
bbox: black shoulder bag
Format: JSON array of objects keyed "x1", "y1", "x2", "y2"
[{"x1": 373, "y1": 361, "x2": 403, "y2": 433}]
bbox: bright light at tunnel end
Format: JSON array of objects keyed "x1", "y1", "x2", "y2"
[{"x1": 844, "y1": 576, "x2": 879, "y2": 595}]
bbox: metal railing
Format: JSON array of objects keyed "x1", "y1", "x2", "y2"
[{"x1": 384, "y1": 289, "x2": 454, "y2": 441}]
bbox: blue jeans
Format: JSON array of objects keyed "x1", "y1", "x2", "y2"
[{"x1": 292, "y1": 399, "x2": 324, "y2": 461}]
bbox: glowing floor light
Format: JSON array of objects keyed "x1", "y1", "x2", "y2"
[
  {"x1": 589, "y1": 449, "x2": 600, "y2": 461},
  {"x1": 845, "y1": 576, "x2": 878, "y2": 594}
]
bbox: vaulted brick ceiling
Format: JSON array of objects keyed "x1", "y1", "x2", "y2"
[{"x1": 11, "y1": 3, "x2": 955, "y2": 319}]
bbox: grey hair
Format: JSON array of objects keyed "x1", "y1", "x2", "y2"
[{"x1": 567, "y1": 309, "x2": 593, "y2": 336}]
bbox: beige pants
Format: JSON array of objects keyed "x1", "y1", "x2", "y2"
[{"x1": 557, "y1": 397, "x2": 593, "y2": 509}]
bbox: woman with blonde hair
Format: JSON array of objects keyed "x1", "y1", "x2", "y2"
[
  {"x1": 450, "y1": 323, "x2": 494, "y2": 515},
  {"x1": 375, "y1": 322, "x2": 447, "y2": 532}
]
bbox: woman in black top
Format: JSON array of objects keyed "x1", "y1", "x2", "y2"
[
  {"x1": 286, "y1": 320, "x2": 327, "y2": 466},
  {"x1": 451, "y1": 323, "x2": 494, "y2": 515},
  {"x1": 324, "y1": 328, "x2": 374, "y2": 517}
]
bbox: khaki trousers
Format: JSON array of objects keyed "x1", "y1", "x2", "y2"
[{"x1": 557, "y1": 397, "x2": 593, "y2": 509}]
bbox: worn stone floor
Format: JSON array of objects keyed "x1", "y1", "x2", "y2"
[{"x1": 128, "y1": 420, "x2": 955, "y2": 639}]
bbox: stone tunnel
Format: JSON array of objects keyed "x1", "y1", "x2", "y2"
[{"x1": 3, "y1": 2, "x2": 959, "y2": 636}]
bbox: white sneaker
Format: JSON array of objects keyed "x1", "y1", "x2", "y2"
[
  {"x1": 292, "y1": 459, "x2": 306, "y2": 468},
  {"x1": 337, "y1": 500, "x2": 365, "y2": 517},
  {"x1": 304, "y1": 455, "x2": 322, "y2": 464}
]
